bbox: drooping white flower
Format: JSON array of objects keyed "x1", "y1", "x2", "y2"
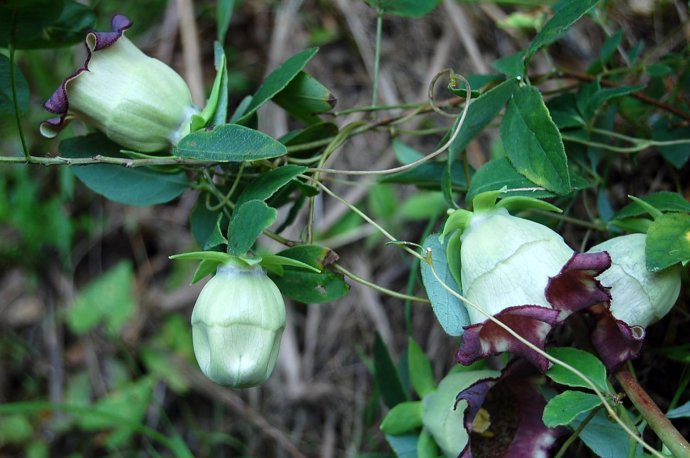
[
  {"x1": 41, "y1": 14, "x2": 197, "y2": 152},
  {"x1": 588, "y1": 233, "x2": 681, "y2": 327},
  {"x1": 192, "y1": 262, "x2": 286, "y2": 388},
  {"x1": 460, "y1": 208, "x2": 574, "y2": 324}
]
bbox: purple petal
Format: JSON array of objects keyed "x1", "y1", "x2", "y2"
[
  {"x1": 40, "y1": 15, "x2": 133, "y2": 136},
  {"x1": 457, "y1": 360, "x2": 567, "y2": 457},
  {"x1": 546, "y1": 252, "x2": 612, "y2": 320},
  {"x1": 457, "y1": 305, "x2": 560, "y2": 372},
  {"x1": 591, "y1": 310, "x2": 645, "y2": 372}
]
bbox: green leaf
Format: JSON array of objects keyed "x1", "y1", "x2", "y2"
[
  {"x1": 667, "y1": 400, "x2": 690, "y2": 419},
  {"x1": 142, "y1": 348, "x2": 189, "y2": 393},
  {"x1": 646, "y1": 212, "x2": 690, "y2": 271},
  {"x1": 169, "y1": 251, "x2": 233, "y2": 263},
  {"x1": 450, "y1": 78, "x2": 519, "y2": 155},
  {"x1": 217, "y1": 0, "x2": 235, "y2": 44},
  {"x1": 59, "y1": 134, "x2": 189, "y2": 206},
  {"x1": 271, "y1": 269, "x2": 349, "y2": 303},
  {"x1": 546, "y1": 347, "x2": 609, "y2": 393},
  {"x1": 420, "y1": 234, "x2": 469, "y2": 336},
  {"x1": 373, "y1": 334, "x2": 409, "y2": 408},
  {"x1": 407, "y1": 338, "x2": 436, "y2": 398},
  {"x1": 500, "y1": 85, "x2": 571, "y2": 195},
  {"x1": 613, "y1": 191, "x2": 690, "y2": 220},
  {"x1": 175, "y1": 124, "x2": 287, "y2": 161},
  {"x1": 653, "y1": 121, "x2": 690, "y2": 169},
  {"x1": 380, "y1": 401, "x2": 423, "y2": 434},
  {"x1": 0, "y1": 0, "x2": 95, "y2": 49},
  {"x1": 236, "y1": 165, "x2": 307, "y2": 207},
  {"x1": 0, "y1": 55, "x2": 29, "y2": 117},
  {"x1": 385, "y1": 434, "x2": 418, "y2": 458},
  {"x1": 373, "y1": 0, "x2": 441, "y2": 17},
  {"x1": 423, "y1": 370, "x2": 499, "y2": 457},
  {"x1": 467, "y1": 158, "x2": 553, "y2": 201},
  {"x1": 65, "y1": 262, "x2": 136, "y2": 336},
  {"x1": 190, "y1": 199, "x2": 220, "y2": 248},
  {"x1": 393, "y1": 139, "x2": 424, "y2": 164},
  {"x1": 574, "y1": 408, "x2": 632, "y2": 458},
  {"x1": 282, "y1": 122, "x2": 339, "y2": 156},
  {"x1": 575, "y1": 81, "x2": 645, "y2": 120},
  {"x1": 227, "y1": 200, "x2": 277, "y2": 255},
  {"x1": 269, "y1": 244, "x2": 348, "y2": 303},
  {"x1": 204, "y1": 213, "x2": 229, "y2": 250},
  {"x1": 492, "y1": 50, "x2": 527, "y2": 78},
  {"x1": 526, "y1": 0, "x2": 600, "y2": 58},
  {"x1": 273, "y1": 72, "x2": 336, "y2": 124},
  {"x1": 543, "y1": 390, "x2": 602, "y2": 428},
  {"x1": 237, "y1": 48, "x2": 319, "y2": 123}
]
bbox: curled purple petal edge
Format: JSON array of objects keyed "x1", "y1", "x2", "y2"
[
  {"x1": 592, "y1": 310, "x2": 645, "y2": 371},
  {"x1": 457, "y1": 305, "x2": 560, "y2": 372},
  {"x1": 546, "y1": 251, "x2": 612, "y2": 320},
  {"x1": 41, "y1": 15, "x2": 133, "y2": 134}
]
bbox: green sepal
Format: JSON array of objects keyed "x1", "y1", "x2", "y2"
[
  {"x1": 170, "y1": 251, "x2": 262, "y2": 284},
  {"x1": 260, "y1": 254, "x2": 321, "y2": 275},
  {"x1": 495, "y1": 196, "x2": 562, "y2": 213},
  {"x1": 472, "y1": 188, "x2": 504, "y2": 211},
  {"x1": 192, "y1": 49, "x2": 228, "y2": 131},
  {"x1": 417, "y1": 428, "x2": 439, "y2": 458},
  {"x1": 607, "y1": 217, "x2": 652, "y2": 234},
  {"x1": 628, "y1": 195, "x2": 663, "y2": 220},
  {"x1": 441, "y1": 208, "x2": 473, "y2": 242},
  {"x1": 380, "y1": 401, "x2": 424, "y2": 435},
  {"x1": 445, "y1": 230, "x2": 463, "y2": 288}
]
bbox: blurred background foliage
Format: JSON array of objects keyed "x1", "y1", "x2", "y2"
[{"x1": 0, "y1": 0, "x2": 689, "y2": 456}]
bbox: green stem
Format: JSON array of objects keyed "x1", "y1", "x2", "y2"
[
  {"x1": 553, "y1": 405, "x2": 603, "y2": 458},
  {"x1": 371, "y1": 10, "x2": 383, "y2": 108},
  {"x1": 615, "y1": 367, "x2": 690, "y2": 458},
  {"x1": 562, "y1": 134, "x2": 690, "y2": 154},
  {"x1": 332, "y1": 263, "x2": 429, "y2": 304}
]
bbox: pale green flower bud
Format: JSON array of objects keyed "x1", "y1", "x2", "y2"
[
  {"x1": 588, "y1": 233, "x2": 681, "y2": 327},
  {"x1": 192, "y1": 262, "x2": 286, "y2": 388},
  {"x1": 461, "y1": 208, "x2": 574, "y2": 324},
  {"x1": 41, "y1": 15, "x2": 198, "y2": 152}
]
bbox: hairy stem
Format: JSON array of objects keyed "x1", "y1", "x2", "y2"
[{"x1": 615, "y1": 367, "x2": 690, "y2": 458}]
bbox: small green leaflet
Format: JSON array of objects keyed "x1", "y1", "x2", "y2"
[
  {"x1": 543, "y1": 391, "x2": 602, "y2": 428},
  {"x1": 613, "y1": 191, "x2": 690, "y2": 220},
  {"x1": 273, "y1": 72, "x2": 336, "y2": 124},
  {"x1": 227, "y1": 200, "x2": 277, "y2": 255},
  {"x1": 500, "y1": 85, "x2": 571, "y2": 195},
  {"x1": 237, "y1": 48, "x2": 319, "y2": 123},
  {"x1": 407, "y1": 338, "x2": 436, "y2": 398},
  {"x1": 373, "y1": 333, "x2": 409, "y2": 408},
  {"x1": 546, "y1": 347, "x2": 609, "y2": 393},
  {"x1": 175, "y1": 124, "x2": 287, "y2": 161},
  {"x1": 235, "y1": 165, "x2": 306, "y2": 207},
  {"x1": 526, "y1": 0, "x2": 601, "y2": 58},
  {"x1": 646, "y1": 212, "x2": 690, "y2": 271}
]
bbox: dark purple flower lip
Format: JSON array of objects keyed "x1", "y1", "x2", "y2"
[
  {"x1": 457, "y1": 252, "x2": 614, "y2": 372},
  {"x1": 456, "y1": 359, "x2": 567, "y2": 458},
  {"x1": 591, "y1": 308, "x2": 645, "y2": 371},
  {"x1": 41, "y1": 14, "x2": 133, "y2": 136}
]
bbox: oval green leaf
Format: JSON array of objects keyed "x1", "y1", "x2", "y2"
[
  {"x1": 175, "y1": 124, "x2": 287, "y2": 161},
  {"x1": 60, "y1": 134, "x2": 189, "y2": 206},
  {"x1": 500, "y1": 85, "x2": 571, "y2": 195}
]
